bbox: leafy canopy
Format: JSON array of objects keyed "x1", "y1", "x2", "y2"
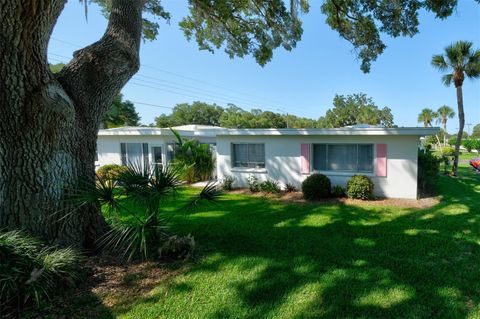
[
  {"x1": 431, "y1": 41, "x2": 480, "y2": 87},
  {"x1": 417, "y1": 108, "x2": 437, "y2": 127},
  {"x1": 102, "y1": 94, "x2": 141, "y2": 128},
  {"x1": 318, "y1": 93, "x2": 394, "y2": 128},
  {"x1": 91, "y1": 0, "x2": 478, "y2": 72}
]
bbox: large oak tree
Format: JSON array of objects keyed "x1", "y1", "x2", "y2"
[{"x1": 0, "y1": 0, "x2": 472, "y2": 247}]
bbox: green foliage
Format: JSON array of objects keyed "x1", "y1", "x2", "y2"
[
  {"x1": 472, "y1": 124, "x2": 480, "y2": 139},
  {"x1": 417, "y1": 108, "x2": 438, "y2": 127},
  {"x1": 247, "y1": 175, "x2": 260, "y2": 193},
  {"x1": 331, "y1": 185, "x2": 346, "y2": 198},
  {"x1": 155, "y1": 102, "x2": 224, "y2": 127},
  {"x1": 418, "y1": 149, "x2": 440, "y2": 194},
  {"x1": 102, "y1": 94, "x2": 140, "y2": 128},
  {"x1": 259, "y1": 180, "x2": 281, "y2": 194},
  {"x1": 75, "y1": 164, "x2": 220, "y2": 261},
  {"x1": 439, "y1": 146, "x2": 455, "y2": 156},
  {"x1": 317, "y1": 94, "x2": 394, "y2": 128},
  {"x1": 346, "y1": 175, "x2": 374, "y2": 200},
  {"x1": 49, "y1": 63, "x2": 65, "y2": 73},
  {"x1": 436, "y1": 105, "x2": 455, "y2": 126},
  {"x1": 284, "y1": 182, "x2": 298, "y2": 193},
  {"x1": 462, "y1": 139, "x2": 480, "y2": 152},
  {"x1": 96, "y1": 164, "x2": 128, "y2": 180},
  {"x1": 219, "y1": 105, "x2": 287, "y2": 129},
  {"x1": 170, "y1": 128, "x2": 215, "y2": 183},
  {"x1": 0, "y1": 230, "x2": 81, "y2": 313},
  {"x1": 301, "y1": 174, "x2": 331, "y2": 200},
  {"x1": 220, "y1": 175, "x2": 236, "y2": 191},
  {"x1": 158, "y1": 234, "x2": 195, "y2": 260}
]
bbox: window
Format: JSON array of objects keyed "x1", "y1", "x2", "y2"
[
  {"x1": 152, "y1": 146, "x2": 163, "y2": 169},
  {"x1": 120, "y1": 143, "x2": 149, "y2": 169},
  {"x1": 166, "y1": 143, "x2": 180, "y2": 163},
  {"x1": 232, "y1": 143, "x2": 265, "y2": 168},
  {"x1": 312, "y1": 144, "x2": 373, "y2": 173}
]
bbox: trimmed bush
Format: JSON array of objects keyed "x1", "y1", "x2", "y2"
[
  {"x1": 418, "y1": 149, "x2": 440, "y2": 194},
  {"x1": 96, "y1": 164, "x2": 128, "y2": 179},
  {"x1": 259, "y1": 180, "x2": 281, "y2": 194},
  {"x1": 301, "y1": 174, "x2": 331, "y2": 200},
  {"x1": 221, "y1": 175, "x2": 236, "y2": 191},
  {"x1": 346, "y1": 175, "x2": 374, "y2": 200},
  {"x1": 0, "y1": 230, "x2": 81, "y2": 313},
  {"x1": 247, "y1": 175, "x2": 260, "y2": 192},
  {"x1": 284, "y1": 182, "x2": 298, "y2": 193},
  {"x1": 331, "y1": 185, "x2": 346, "y2": 198}
]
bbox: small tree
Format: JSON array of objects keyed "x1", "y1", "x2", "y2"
[{"x1": 436, "y1": 105, "x2": 455, "y2": 146}]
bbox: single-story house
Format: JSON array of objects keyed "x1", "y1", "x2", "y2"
[
  {"x1": 215, "y1": 126, "x2": 439, "y2": 199},
  {"x1": 96, "y1": 125, "x2": 438, "y2": 199},
  {"x1": 96, "y1": 125, "x2": 223, "y2": 169}
]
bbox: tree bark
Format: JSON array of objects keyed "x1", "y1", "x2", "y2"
[
  {"x1": 0, "y1": 0, "x2": 144, "y2": 247},
  {"x1": 453, "y1": 85, "x2": 464, "y2": 176}
]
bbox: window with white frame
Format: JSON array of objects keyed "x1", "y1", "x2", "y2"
[
  {"x1": 232, "y1": 143, "x2": 265, "y2": 168},
  {"x1": 312, "y1": 144, "x2": 373, "y2": 173},
  {"x1": 120, "y1": 143, "x2": 149, "y2": 168}
]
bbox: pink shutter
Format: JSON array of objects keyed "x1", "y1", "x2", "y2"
[
  {"x1": 376, "y1": 144, "x2": 387, "y2": 177},
  {"x1": 301, "y1": 144, "x2": 310, "y2": 174}
]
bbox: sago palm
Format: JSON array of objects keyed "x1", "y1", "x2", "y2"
[
  {"x1": 436, "y1": 105, "x2": 455, "y2": 146},
  {"x1": 432, "y1": 41, "x2": 480, "y2": 175}
]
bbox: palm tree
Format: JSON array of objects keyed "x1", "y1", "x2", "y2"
[
  {"x1": 418, "y1": 108, "x2": 437, "y2": 127},
  {"x1": 432, "y1": 41, "x2": 480, "y2": 176},
  {"x1": 436, "y1": 105, "x2": 455, "y2": 146}
]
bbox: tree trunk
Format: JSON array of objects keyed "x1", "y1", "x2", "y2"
[
  {"x1": 453, "y1": 85, "x2": 464, "y2": 176},
  {"x1": 0, "y1": 0, "x2": 144, "y2": 247},
  {"x1": 443, "y1": 121, "x2": 447, "y2": 146}
]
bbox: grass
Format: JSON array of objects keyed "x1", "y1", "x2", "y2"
[{"x1": 79, "y1": 165, "x2": 480, "y2": 318}]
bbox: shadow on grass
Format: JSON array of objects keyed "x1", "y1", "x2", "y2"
[{"x1": 110, "y1": 166, "x2": 480, "y2": 318}]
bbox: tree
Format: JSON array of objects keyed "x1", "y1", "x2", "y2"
[
  {"x1": 417, "y1": 108, "x2": 438, "y2": 127},
  {"x1": 102, "y1": 94, "x2": 140, "y2": 128},
  {"x1": 472, "y1": 124, "x2": 480, "y2": 139},
  {"x1": 435, "y1": 105, "x2": 455, "y2": 145},
  {"x1": 155, "y1": 102, "x2": 224, "y2": 127},
  {"x1": 318, "y1": 94, "x2": 394, "y2": 128},
  {"x1": 432, "y1": 41, "x2": 480, "y2": 175},
  {"x1": 1, "y1": 0, "x2": 472, "y2": 247}
]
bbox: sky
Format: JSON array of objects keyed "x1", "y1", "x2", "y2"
[{"x1": 48, "y1": 0, "x2": 480, "y2": 134}]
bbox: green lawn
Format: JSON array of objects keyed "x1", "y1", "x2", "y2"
[{"x1": 104, "y1": 165, "x2": 480, "y2": 319}]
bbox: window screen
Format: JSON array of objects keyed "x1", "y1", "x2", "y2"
[
  {"x1": 120, "y1": 143, "x2": 148, "y2": 168},
  {"x1": 232, "y1": 143, "x2": 265, "y2": 168},
  {"x1": 312, "y1": 144, "x2": 373, "y2": 173}
]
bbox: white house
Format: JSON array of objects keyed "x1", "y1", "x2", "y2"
[
  {"x1": 215, "y1": 126, "x2": 439, "y2": 199},
  {"x1": 96, "y1": 125, "x2": 438, "y2": 199},
  {"x1": 96, "y1": 125, "x2": 223, "y2": 169}
]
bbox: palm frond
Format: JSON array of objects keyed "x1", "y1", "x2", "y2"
[
  {"x1": 431, "y1": 54, "x2": 448, "y2": 70},
  {"x1": 441, "y1": 74, "x2": 453, "y2": 87},
  {"x1": 182, "y1": 181, "x2": 222, "y2": 212},
  {"x1": 169, "y1": 127, "x2": 183, "y2": 146}
]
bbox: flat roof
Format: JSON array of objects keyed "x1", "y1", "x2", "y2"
[
  {"x1": 216, "y1": 127, "x2": 439, "y2": 136},
  {"x1": 98, "y1": 125, "x2": 224, "y2": 137}
]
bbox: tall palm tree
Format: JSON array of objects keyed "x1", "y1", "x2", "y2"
[
  {"x1": 418, "y1": 108, "x2": 437, "y2": 127},
  {"x1": 432, "y1": 41, "x2": 480, "y2": 176},
  {"x1": 436, "y1": 105, "x2": 455, "y2": 146}
]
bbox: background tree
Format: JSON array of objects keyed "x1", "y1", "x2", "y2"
[
  {"x1": 317, "y1": 93, "x2": 394, "y2": 128},
  {"x1": 471, "y1": 124, "x2": 480, "y2": 139},
  {"x1": 102, "y1": 94, "x2": 140, "y2": 128},
  {"x1": 417, "y1": 108, "x2": 438, "y2": 127},
  {"x1": 1, "y1": 0, "x2": 474, "y2": 247},
  {"x1": 432, "y1": 41, "x2": 480, "y2": 175},
  {"x1": 435, "y1": 105, "x2": 455, "y2": 146},
  {"x1": 155, "y1": 102, "x2": 224, "y2": 127}
]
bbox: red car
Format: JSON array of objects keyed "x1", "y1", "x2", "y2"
[{"x1": 470, "y1": 158, "x2": 480, "y2": 172}]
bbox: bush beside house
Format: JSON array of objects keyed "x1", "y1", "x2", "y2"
[
  {"x1": 346, "y1": 175, "x2": 374, "y2": 199},
  {"x1": 302, "y1": 174, "x2": 331, "y2": 200}
]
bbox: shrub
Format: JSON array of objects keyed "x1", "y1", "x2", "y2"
[
  {"x1": 96, "y1": 164, "x2": 128, "y2": 179},
  {"x1": 0, "y1": 230, "x2": 81, "y2": 312},
  {"x1": 418, "y1": 149, "x2": 440, "y2": 194},
  {"x1": 220, "y1": 175, "x2": 236, "y2": 191},
  {"x1": 346, "y1": 175, "x2": 374, "y2": 200},
  {"x1": 284, "y1": 182, "x2": 298, "y2": 193},
  {"x1": 439, "y1": 146, "x2": 455, "y2": 156},
  {"x1": 448, "y1": 136, "x2": 457, "y2": 146},
  {"x1": 301, "y1": 174, "x2": 331, "y2": 200},
  {"x1": 76, "y1": 165, "x2": 220, "y2": 261},
  {"x1": 247, "y1": 175, "x2": 260, "y2": 192},
  {"x1": 463, "y1": 139, "x2": 480, "y2": 152},
  {"x1": 331, "y1": 185, "x2": 346, "y2": 198},
  {"x1": 158, "y1": 234, "x2": 195, "y2": 260},
  {"x1": 259, "y1": 180, "x2": 281, "y2": 194}
]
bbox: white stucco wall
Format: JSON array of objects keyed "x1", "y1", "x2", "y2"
[{"x1": 216, "y1": 135, "x2": 420, "y2": 199}]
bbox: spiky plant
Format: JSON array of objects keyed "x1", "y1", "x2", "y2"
[{"x1": 432, "y1": 41, "x2": 480, "y2": 175}]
